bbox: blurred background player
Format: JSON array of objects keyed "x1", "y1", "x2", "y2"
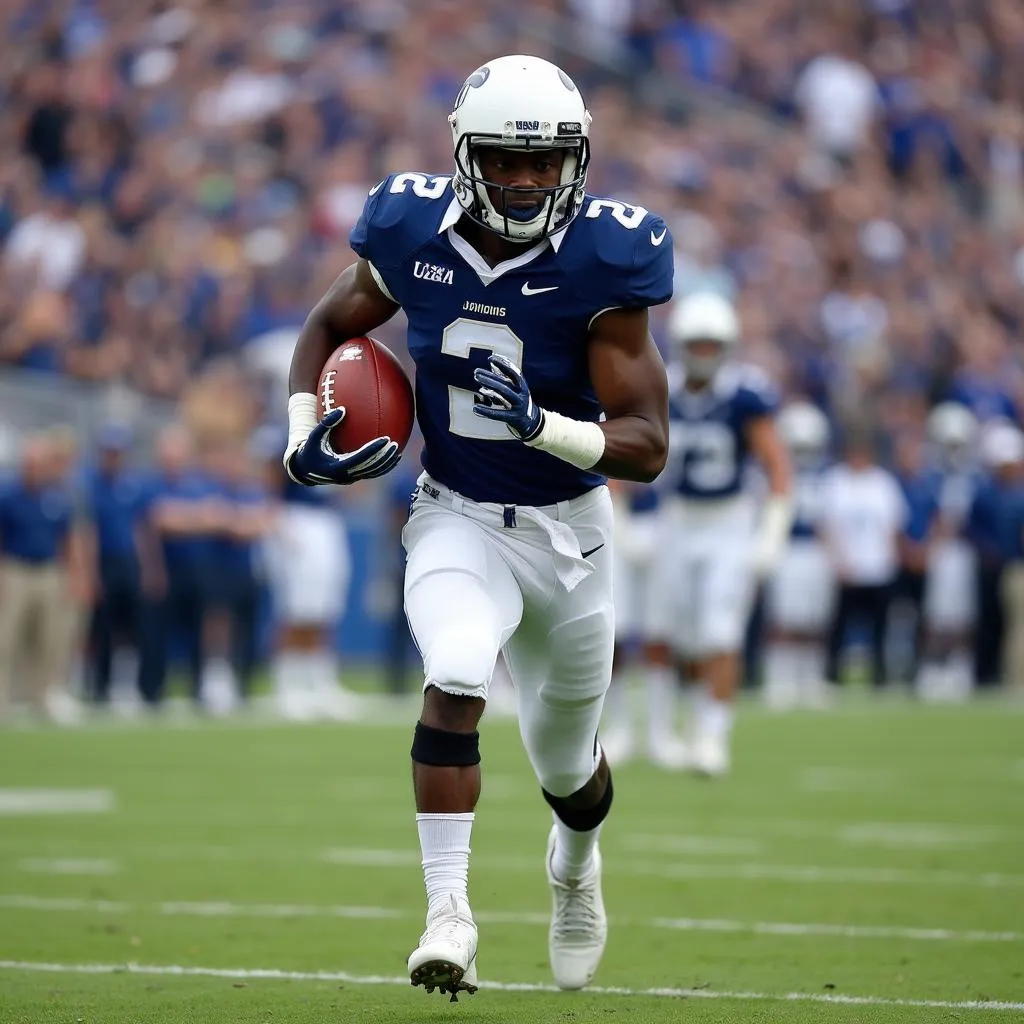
[
  {"x1": 263, "y1": 472, "x2": 354, "y2": 722},
  {"x1": 966, "y1": 421, "x2": 1024, "y2": 690},
  {"x1": 600, "y1": 481, "x2": 666, "y2": 766},
  {"x1": 647, "y1": 293, "x2": 792, "y2": 775},
  {"x1": 762, "y1": 400, "x2": 834, "y2": 710},
  {"x1": 919, "y1": 403, "x2": 981, "y2": 699}
]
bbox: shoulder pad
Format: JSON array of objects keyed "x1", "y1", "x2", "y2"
[
  {"x1": 568, "y1": 195, "x2": 674, "y2": 311},
  {"x1": 717, "y1": 363, "x2": 780, "y2": 415},
  {"x1": 349, "y1": 172, "x2": 455, "y2": 271}
]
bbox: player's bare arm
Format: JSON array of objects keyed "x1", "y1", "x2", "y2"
[
  {"x1": 587, "y1": 307, "x2": 669, "y2": 482},
  {"x1": 747, "y1": 414, "x2": 794, "y2": 575},
  {"x1": 288, "y1": 259, "x2": 398, "y2": 396},
  {"x1": 285, "y1": 260, "x2": 401, "y2": 486}
]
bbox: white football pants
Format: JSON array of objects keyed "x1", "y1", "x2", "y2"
[{"x1": 403, "y1": 473, "x2": 614, "y2": 797}]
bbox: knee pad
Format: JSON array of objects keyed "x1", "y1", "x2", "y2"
[
  {"x1": 410, "y1": 721, "x2": 481, "y2": 767},
  {"x1": 543, "y1": 773, "x2": 614, "y2": 833}
]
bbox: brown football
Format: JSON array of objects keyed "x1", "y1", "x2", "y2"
[{"x1": 316, "y1": 337, "x2": 415, "y2": 457}]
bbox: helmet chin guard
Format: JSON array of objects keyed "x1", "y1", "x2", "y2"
[{"x1": 448, "y1": 55, "x2": 592, "y2": 242}]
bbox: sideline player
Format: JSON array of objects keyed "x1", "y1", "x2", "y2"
[
  {"x1": 762, "y1": 400, "x2": 834, "y2": 710},
  {"x1": 283, "y1": 56, "x2": 673, "y2": 996},
  {"x1": 646, "y1": 293, "x2": 791, "y2": 775}
]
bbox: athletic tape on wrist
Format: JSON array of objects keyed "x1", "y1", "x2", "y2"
[{"x1": 524, "y1": 408, "x2": 605, "y2": 471}]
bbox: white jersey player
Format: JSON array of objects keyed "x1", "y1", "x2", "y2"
[
  {"x1": 646, "y1": 293, "x2": 792, "y2": 775},
  {"x1": 600, "y1": 482, "x2": 664, "y2": 766},
  {"x1": 920, "y1": 401, "x2": 980, "y2": 699},
  {"x1": 762, "y1": 401, "x2": 836, "y2": 709}
]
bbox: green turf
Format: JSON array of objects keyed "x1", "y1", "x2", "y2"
[{"x1": 1, "y1": 698, "x2": 1022, "y2": 1023}]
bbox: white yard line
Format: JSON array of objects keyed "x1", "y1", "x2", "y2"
[
  {"x1": 0, "y1": 789, "x2": 114, "y2": 816},
  {"x1": 4, "y1": 838, "x2": 1024, "y2": 887},
  {"x1": 0, "y1": 959, "x2": 1022, "y2": 1012},
  {"x1": 838, "y1": 822, "x2": 1003, "y2": 848},
  {"x1": 17, "y1": 859, "x2": 118, "y2": 875},
  {"x1": 0, "y1": 894, "x2": 1018, "y2": 943}
]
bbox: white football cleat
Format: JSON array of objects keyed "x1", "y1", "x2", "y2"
[
  {"x1": 408, "y1": 894, "x2": 478, "y2": 1001},
  {"x1": 546, "y1": 826, "x2": 607, "y2": 990},
  {"x1": 689, "y1": 731, "x2": 730, "y2": 778}
]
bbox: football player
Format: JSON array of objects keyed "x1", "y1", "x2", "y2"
[
  {"x1": 646, "y1": 293, "x2": 792, "y2": 775},
  {"x1": 600, "y1": 481, "x2": 672, "y2": 766},
  {"x1": 762, "y1": 401, "x2": 835, "y2": 710},
  {"x1": 283, "y1": 56, "x2": 673, "y2": 997},
  {"x1": 920, "y1": 402, "x2": 980, "y2": 699}
]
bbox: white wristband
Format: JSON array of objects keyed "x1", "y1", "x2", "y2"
[
  {"x1": 285, "y1": 393, "x2": 320, "y2": 472},
  {"x1": 753, "y1": 494, "x2": 794, "y2": 574},
  {"x1": 524, "y1": 409, "x2": 606, "y2": 471}
]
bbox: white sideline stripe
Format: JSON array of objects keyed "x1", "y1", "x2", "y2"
[
  {"x1": 839, "y1": 822, "x2": 1002, "y2": 848},
  {"x1": 1, "y1": 895, "x2": 1018, "y2": 943},
  {"x1": 1, "y1": 959, "x2": 1022, "y2": 1012},
  {"x1": 17, "y1": 859, "x2": 118, "y2": 875},
  {"x1": 0, "y1": 789, "x2": 114, "y2": 816},
  {"x1": 321, "y1": 848, "x2": 1024, "y2": 887},
  {"x1": 623, "y1": 835, "x2": 764, "y2": 855}
]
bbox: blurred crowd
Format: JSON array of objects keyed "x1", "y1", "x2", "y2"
[
  {"x1": 2, "y1": 1, "x2": 1024, "y2": 717},
  {"x1": 1, "y1": 0, "x2": 1023, "y2": 431}
]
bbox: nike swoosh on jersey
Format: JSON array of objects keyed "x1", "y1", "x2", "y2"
[
  {"x1": 581, "y1": 543, "x2": 605, "y2": 559},
  {"x1": 650, "y1": 228, "x2": 667, "y2": 246},
  {"x1": 521, "y1": 282, "x2": 559, "y2": 296}
]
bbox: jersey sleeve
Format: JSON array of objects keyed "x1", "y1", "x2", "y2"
[
  {"x1": 737, "y1": 369, "x2": 781, "y2": 421},
  {"x1": 580, "y1": 203, "x2": 674, "y2": 313},
  {"x1": 349, "y1": 177, "x2": 398, "y2": 272},
  {"x1": 612, "y1": 213, "x2": 674, "y2": 310}
]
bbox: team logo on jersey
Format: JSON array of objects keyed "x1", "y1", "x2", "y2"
[{"x1": 413, "y1": 261, "x2": 454, "y2": 285}]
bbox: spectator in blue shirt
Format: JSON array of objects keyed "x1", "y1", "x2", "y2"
[
  {"x1": 966, "y1": 425, "x2": 1024, "y2": 687},
  {"x1": 142, "y1": 424, "x2": 222, "y2": 706},
  {"x1": 0, "y1": 432, "x2": 89, "y2": 720},
  {"x1": 83, "y1": 423, "x2": 161, "y2": 705},
  {"x1": 203, "y1": 441, "x2": 277, "y2": 708}
]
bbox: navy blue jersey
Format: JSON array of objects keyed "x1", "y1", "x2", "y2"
[
  {"x1": 350, "y1": 172, "x2": 673, "y2": 505},
  {"x1": 664, "y1": 364, "x2": 779, "y2": 500}
]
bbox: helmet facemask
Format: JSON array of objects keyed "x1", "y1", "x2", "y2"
[
  {"x1": 451, "y1": 129, "x2": 590, "y2": 242},
  {"x1": 681, "y1": 339, "x2": 729, "y2": 383}
]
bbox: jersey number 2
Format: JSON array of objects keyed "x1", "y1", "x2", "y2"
[{"x1": 441, "y1": 319, "x2": 525, "y2": 440}]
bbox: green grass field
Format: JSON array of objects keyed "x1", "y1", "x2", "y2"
[{"x1": 1, "y1": 696, "x2": 1023, "y2": 1023}]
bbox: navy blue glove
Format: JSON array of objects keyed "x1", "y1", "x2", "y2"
[
  {"x1": 287, "y1": 408, "x2": 401, "y2": 485},
  {"x1": 472, "y1": 354, "x2": 544, "y2": 441}
]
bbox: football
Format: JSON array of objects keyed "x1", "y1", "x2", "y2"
[{"x1": 316, "y1": 337, "x2": 415, "y2": 457}]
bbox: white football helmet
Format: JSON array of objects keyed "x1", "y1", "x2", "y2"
[
  {"x1": 778, "y1": 400, "x2": 830, "y2": 454},
  {"x1": 448, "y1": 54, "x2": 592, "y2": 242},
  {"x1": 668, "y1": 292, "x2": 739, "y2": 380},
  {"x1": 926, "y1": 401, "x2": 978, "y2": 452}
]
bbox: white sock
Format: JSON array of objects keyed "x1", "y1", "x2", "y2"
[
  {"x1": 645, "y1": 664, "x2": 676, "y2": 743},
  {"x1": 762, "y1": 643, "x2": 800, "y2": 709},
  {"x1": 417, "y1": 812, "x2": 474, "y2": 918},
  {"x1": 273, "y1": 651, "x2": 315, "y2": 717},
  {"x1": 552, "y1": 813, "x2": 601, "y2": 883},
  {"x1": 697, "y1": 692, "x2": 734, "y2": 740}
]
